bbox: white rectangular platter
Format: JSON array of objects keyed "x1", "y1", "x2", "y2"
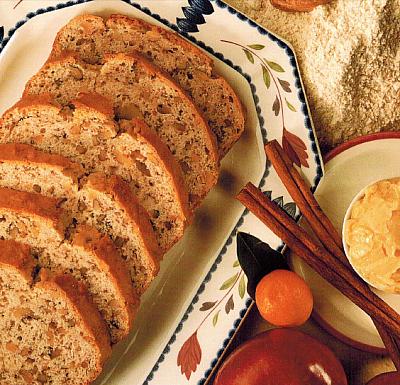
[{"x1": 0, "y1": 1, "x2": 323, "y2": 384}]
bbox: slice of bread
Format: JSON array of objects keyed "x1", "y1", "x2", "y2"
[
  {"x1": 79, "y1": 173, "x2": 161, "y2": 295},
  {"x1": 0, "y1": 142, "x2": 83, "y2": 213},
  {"x1": 23, "y1": 52, "x2": 219, "y2": 207},
  {"x1": 0, "y1": 94, "x2": 189, "y2": 251},
  {"x1": 0, "y1": 239, "x2": 111, "y2": 385},
  {"x1": 50, "y1": 14, "x2": 246, "y2": 158},
  {"x1": 0, "y1": 187, "x2": 137, "y2": 343},
  {"x1": 0, "y1": 143, "x2": 162, "y2": 294}
]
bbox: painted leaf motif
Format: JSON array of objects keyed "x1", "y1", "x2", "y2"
[
  {"x1": 282, "y1": 127, "x2": 309, "y2": 168},
  {"x1": 176, "y1": 18, "x2": 199, "y2": 33},
  {"x1": 177, "y1": 332, "x2": 202, "y2": 380},
  {"x1": 220, "y1": 273, "x2": 239, "y2": 290},
  {"x1": 263, "y1": 190, "x2": 272, "y2": 199},
  {"x1": 225, "y1": 295, "x2": 234, "y2": 314},
  {"x1": 283, "y1": 202, "x2": 297, "y2": 218},
  {"x1": 200, "y1": 301, "x2": 217, "y2": 311},
  {"x1": 213, "y1": 310, "x2": 220, "y2": 326},
  {"x1": 182, "y1": 6, "x2": 206, "y2": 24},
  {"x1": 272, "y1": 96, "x2": 280, "y2": 116},
  {"x1": 278, "y1": 78, "x2": 291, "y2": 92},
  {"x1": 239, "y1": 275, "x2": 246, "y2": 299},
  {"x1": 286, "y1": 99, "x2": 297, "y2": 112},
  {"x1": 273, "y1": 195, "x2": 284, "y2": 208},
  {"x1": 188, "y1": 0, "x2": 214, "y2": 14},
  {"x1": 237, "y1": 232, "x2": 288, "y2": 299},
  {"x1": 248, "y1": 44, "x2": 265, "y2": 50},
  {"x1": 243, "y1": 49, "x2": 254, "y2": 64},
  {"x1": 233, "y1": 260, "x2": 240, "y2": 267},
  {"x1": 262, "y1": 66, "x2": 271, "y2": 89},
  {"x1": 266, "y1": 60, "x2": 285, "y2": 72}
]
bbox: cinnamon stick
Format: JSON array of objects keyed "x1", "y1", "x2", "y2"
[
  {"x1": 237, "y1": 186, "x2": 400, "y2": 338},
  {"x1": 265, "y1": 141, "x2": 343, "y2": 256},
  {"x1": 271, "y1": 140, "x2": 343, "y2": 250}
]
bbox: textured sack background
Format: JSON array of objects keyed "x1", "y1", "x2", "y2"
[{"x1": 226, "y1": 0, "x2": 400, "y2": 154}]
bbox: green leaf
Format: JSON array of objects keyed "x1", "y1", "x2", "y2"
[
  {"x1": 265, "y1": 60, "x2": 285, "y2": 72},
  {"x1": 236, "y1": 232, "x2": 288, "y2": 299},
  {"x1": 286, "y1": 99, "x2": 297, "y2": 112},
  {"x1": 225, "y1": 295, "x2": 234, "y2": 314},
  {"x1": 233, "y1": 260, "x2": 240, "y2": 268},
  {"x1": 248, "y1": 44, "x2": 265, "y2": 50},
  {"x1": 239, "y1": 275, "x2": 246, "y2": 299},
  {"x1": 243, "y1": 49, "x2": 254, "y2": 64},
  {"x1": 220, "y1": 273, "x2": 239, "y2": 290},
  {"x1": 200, "y1": 301, "x2": 217, "y2": 311},
  {"x1": 213, "y1": 310, "x2": 220, "y2": 326},
  {"x1": 262, "y1": 66, "x2": 271, "y2": 89}
]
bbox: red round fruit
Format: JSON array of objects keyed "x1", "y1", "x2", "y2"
[
  {"x1": 366, "y1": 372, "x2": 400, "y2": 385},
  {"x1": 214, "y1": 328, "x2": 347, "y2": 385}
]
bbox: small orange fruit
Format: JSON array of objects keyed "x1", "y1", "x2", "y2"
[{"x1": 255, "y1": 269, "x2": 313, "y2": 327}]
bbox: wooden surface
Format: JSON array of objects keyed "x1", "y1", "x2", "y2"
[{"x1": 214, "y1": 1, "x2": 396, "y2": 384}]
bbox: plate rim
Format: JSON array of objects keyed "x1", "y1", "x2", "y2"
[
  {"x1": 0, "y1": 1, "x2": 324, "y2": 383},
  {"x1": 313, "y1": 131, "x2": 400, "y2": 354}
]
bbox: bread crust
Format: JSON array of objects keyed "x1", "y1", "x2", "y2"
[
  {"x1": 0, "y1": 187, "x2": 69, "y2": 237},
  {"x1": 126, "y1": 118, "x2": 191, "y2": 224},
  {"x1": 72, "y1": 225, "x2": 139, "y2": 335},
  {"x1": 38, "y1": 273, "x2": 112, "y2": 371},
  {"x1": 0, "y1": 239, "x2": 36, "y2": 282},
  {"x1": 0, "y1": 143, "x2": 84, "y2": 182},
  {"x1": 72, "y1": 92, "x2": 115, "y2": 118}
]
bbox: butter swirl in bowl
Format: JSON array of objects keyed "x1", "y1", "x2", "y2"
[{"x1": 343, "y1": 178, "x2": 400, "y2": 293}]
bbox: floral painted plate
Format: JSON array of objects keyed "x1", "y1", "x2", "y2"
[
  {"x1": 292, "y1": 132, "x2": 400, "y2": 353},
  {"x1": 0, "y1": 1, "x2": 322, "y2": 384}
]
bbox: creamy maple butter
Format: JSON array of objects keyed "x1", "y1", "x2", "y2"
[{"x1": 344, "y1": 178, "x2": 400, "y2": 293}]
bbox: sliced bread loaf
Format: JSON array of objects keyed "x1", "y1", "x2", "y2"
[
  {"x1": 0, "y1": 143, "x2": 161, "y2": 294},
  {"x1": 0, "y1": 187, "x2": 137, "y2": 343},
  {"x1": 0, "y1": 94, "x2": 189, "y2": 251},
  {"x1": 0, "y1": 239, "x2": 111, "y2": 385},
  {"x1": 50, "y1": 14, "x2": 246, "y2": 157},
  {"x1": 23, "y1": 52, "x2": 219, "y2": 206}
]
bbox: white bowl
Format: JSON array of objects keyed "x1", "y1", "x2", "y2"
[{"x1": 342, "y1": 177, "x2": 400, "y2": 293}]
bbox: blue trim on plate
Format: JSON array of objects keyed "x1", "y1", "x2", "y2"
[{"x1": 0, "y1": 1, "x2": 323, "y2": 384}]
